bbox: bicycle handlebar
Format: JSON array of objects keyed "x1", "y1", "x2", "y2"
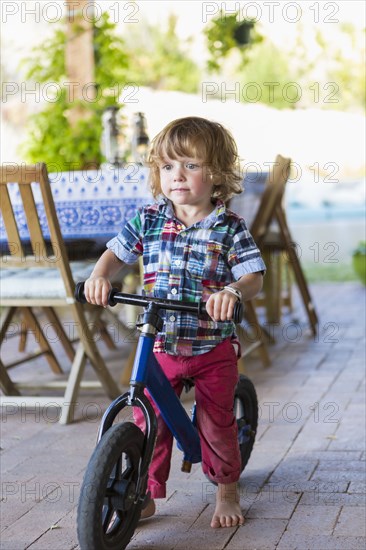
[{"x1": 75, "y1": 282, "x2": 243, "y2": 324}]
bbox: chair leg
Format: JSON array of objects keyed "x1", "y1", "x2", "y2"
[
  {"x1": 59, "y1": 343, "x2": 88, "y2": 425},
  {"x1": 0, "y1": 359, "x2": 21, "y2": 395},
  {"x1": 96, "y1": 319, "x2": 116, "y2": 350},
  {"x1": 102, "y1": 308, "x2": 135, "y2": 344},
  {"x1": 120, "y1": 342, "x2": 138, "y2": 386},
  {"x1": 283, "y1": 256, "x2": 293, "y2": 312},
  {"x1": 0, "y1": 307, "x2": 119, "y2": 424},
  {"x1": 71, "y1": 305, "x2": 120, "y2": 396},
  {"x1": 1, "y1": 307, "x2": 71, "y2": 372},
  {"x1": 237, "y1": 357, "x2": 245, "y2": 374},
  {"x1": 244, "y1": 301, "x2": 271, "y2": 367},
  {"x1": 276, "y1": 207, "x2": 319, "y2": 335},
  {"x1": 1, "y1": 307, "x2": 65, "y2": 374},
  {"x1": 102, "y1": 308, "x2": 132, "y2": 335},
  {"x1": 0, "y1": 307, "x2": 17, "y2": 343},
  {"x1": 21, "y1": 308, "x2": 64, "y2": 374},
  {"x1": 42, "y1": 307, "x2": 76, "y2": 362},
  {"x1": 275, "y1": 253, "x2": 283, "y2": 320},
  {"x1": 59, "y1": 307, "x2": 121, "y2": 424},
  {"x1": 0, "y1": 309, "x2": 22, "y2": 391},
  {"x1": 18, "y1": 312, "x2": 28, "y2": 352},
  {"x1": 262, "y1": 249, "x2": 282, "y2": 324}
]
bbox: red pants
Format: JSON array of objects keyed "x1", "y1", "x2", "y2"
[{"x1": 133, "y1": 338, "x2": 241, "y2": 498}]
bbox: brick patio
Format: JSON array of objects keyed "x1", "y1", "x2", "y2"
[{"x1": 1, "y1": 282, "x2": 365, "y2": 550}]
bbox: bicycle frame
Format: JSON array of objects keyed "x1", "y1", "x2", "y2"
[
  {"x1": 75, "y1": 283, "x2": 243, "y2": 473},
  {"x1": 98, "y1": 314, "x2": 202, "y2": 467}
]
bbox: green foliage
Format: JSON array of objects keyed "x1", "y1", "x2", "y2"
[
  {"x1": 20, "y1": 12, "x2": 129, "y2": 170},
  {"x1": 203, "y1": 12, "x2": 296, "y2": 109},
  {"x1": 324, "y1": 25, "x2": 366, "y2": 112},
  {"x1": 352, "y1": 242, "x2": 366, "y2": 285},
  {"x1": 21, "y1": 90, "x2": 104, "y2": 171},
  {"x1": 288, "y1": 23, "x2": 365, "y2": 112},
  {"x1": 93, "y1": 13, "x2": 129, "y2": 91},
  {"x1": 204, "y1": 13, "x2": 365, "y2": 112},
  {"x1": 238, "y1": 42, "x2": 295, "y2": 109},
  {"x1": 204, "y1": 13, "x2": 294, "y2": 109},
  {"x1": 21, "y1": 27, "x2": 66, "y2": 83},
  {"x1": 123, "y1": 15, "x2": 200, "y2": 93},
  {"x1": 304, "y1": 263, "x2": 359, "y2": 282},
  {"x1": 353, "y1": 241, "x2": 366, "y2": 256},
  {"x1": 20, "y1": 12, "x2": 202, "y2": 168},
  {"x1": 204, "y1": 12, "x2": 263, "y2": 72}
]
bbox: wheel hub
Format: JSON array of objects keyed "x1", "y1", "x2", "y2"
[{"x1": 108, "y1": 479, "x2": 136, "y2": 511}]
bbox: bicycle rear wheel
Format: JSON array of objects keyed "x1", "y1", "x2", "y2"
[
  {"x1": 77, "y1": 422, "x2": 145, "y2": 550},
  {"x1": 235, "y1": 374, "x2": 258, "y2": 471}
]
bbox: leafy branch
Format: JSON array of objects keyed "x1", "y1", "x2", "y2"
[
  {"x1": 204, "y1": 12, "x2": 263, "y2": 72},
  {"x1": 20, "y1": 12, "x2": 129, "y2": 170}
]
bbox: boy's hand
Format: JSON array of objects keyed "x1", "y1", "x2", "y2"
[
  {"x1": 205, "y1": 290, "x2": 239, "y2": 322},
  {"x1": 84, "y1": 276, "x2": 112, "y2": 308}
]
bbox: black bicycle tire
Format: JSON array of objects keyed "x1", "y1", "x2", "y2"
[
  {"x1": 77, "y1": 422, "x2": 145, "y2": 550},
  {"x1": 235, "y1": 374, "x2": 258, "y2": 471}
]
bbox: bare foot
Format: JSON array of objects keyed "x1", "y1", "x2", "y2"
[
  {"x1": 211, "y1": 482, "x2": 244, "y2": 528},
  {"x1": 140, "y1": 497, "x2": 156, "y2": 520}
]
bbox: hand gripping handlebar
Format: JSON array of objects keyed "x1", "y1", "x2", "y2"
[{"x1": 74, "y1": 282, "x2": 243, "y2": 324}]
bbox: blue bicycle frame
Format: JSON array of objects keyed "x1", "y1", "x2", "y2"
[
  {"x1": 131, "y1": 334, "x2": 201, "y2": 462},
  {"x1": 75, "y1": 283, "x2": 242, "y2": 478},
  {"x1": 95, "y1": 300, "x2": 202, "y2": 474}
]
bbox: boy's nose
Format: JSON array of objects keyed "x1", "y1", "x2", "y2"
[{"x1": 173, "y1": 167, "x2": 185, "y2": 181}]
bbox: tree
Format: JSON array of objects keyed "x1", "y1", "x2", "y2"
[
  {"x1": 323, "y1": 24, "x2": 365, "y2": 112},
  {"x1": 204, "y1": 12, "x2": 263, "y2": 73},
  {"x1": 238, "y1": 42, "x2": 297, "y2": 109},
  {"x1": 20, "y1": 12, "x2": 129, "y2": 170},
  {"x1": 203, "y1": 11, "x2": 296, "y2": 109},
  {"x1": 123, "y1": 15, "x2": 200, "y2": 93},
  {"x1": 204, "y1": 13, "x2": 365, "y2": 112}
]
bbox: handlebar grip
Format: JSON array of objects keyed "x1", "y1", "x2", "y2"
[
  {"x1": 75, "y1": 281, "x2": 87, "y2": 303},
  {"x1": 233, "y1": 301, "x2": 244, "y2": 324},
  {"x1": 199, "y1": 300, "x2": 243, "y2": 324},
  {"x1": 74, "y1": 282, "x2": 119, "y2": 307},
  {"x1": 107, "y1": 288, "x2": 119, "y2": 307}
]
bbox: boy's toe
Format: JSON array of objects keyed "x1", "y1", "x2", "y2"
[{"x1": 210, "y1": 514, "x2": 221, "y2": 528}]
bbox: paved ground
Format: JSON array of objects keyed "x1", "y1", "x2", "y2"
[{"x1": 1, "y1": 282, "x2": 365, "y2": 550}]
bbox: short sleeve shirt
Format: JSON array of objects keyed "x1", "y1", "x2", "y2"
[{"x1": 107, "y1": 199, "x2": 266, "y2": 356}]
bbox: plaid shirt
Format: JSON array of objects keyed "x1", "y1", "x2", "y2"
[{"x1": 107, "y1": 199, "x2": 266, "y2": 356}]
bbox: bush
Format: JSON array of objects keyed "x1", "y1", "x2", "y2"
[{"x1": 20, "y1": 12, "x2": 129, "y2": 170}]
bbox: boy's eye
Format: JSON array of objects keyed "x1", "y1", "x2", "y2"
[
  {"x1": 186, "y1": 163, "x2": 199, "y2": 169},
  {"x1": 161, "y1": 164, "x2": 172, "y2": 170}
]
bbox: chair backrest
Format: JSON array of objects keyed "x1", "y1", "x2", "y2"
[
  {"x1": 0, "y1": 163, "x2": 75, "y2": 300},
  {"x1": 250, "y1": 155, "x2": 291, "y2": 246}
]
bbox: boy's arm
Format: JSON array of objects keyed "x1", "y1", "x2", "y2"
[
  {"x1": 84, "y1": 249, "x2": 125, "y2": 307},
  {"x1": 206, "y1": 272, "x2": 263, "y2": 322},
  {"x1": 229, "y1": 271, "x2": 263, "y2": 301}
]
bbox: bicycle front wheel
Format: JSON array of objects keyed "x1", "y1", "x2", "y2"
[
  {"x1": 77, "y1": 422, "x2": 145, "y2": 550},
  {"x1": 235, "y1": 374, "x2": 258, "y2": 472}
]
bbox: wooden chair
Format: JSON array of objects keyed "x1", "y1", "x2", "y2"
[
  {"x1": 237, "y1": 300, "x2": 271, "y2": 371},
  {"x1": 0, "y1": 163, "x2": 121, "y2": 424},
  {"x1": 250, "y1": 155, "x2": 319, "y2": 336}
]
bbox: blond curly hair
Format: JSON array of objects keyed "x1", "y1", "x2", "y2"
[{"x1": 147, "y1": 116, "x2": 242, "y2": 202}]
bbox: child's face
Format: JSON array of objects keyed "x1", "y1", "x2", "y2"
[{"x1": 159, "y1": 156, "x2": 214, "y2": 210}]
